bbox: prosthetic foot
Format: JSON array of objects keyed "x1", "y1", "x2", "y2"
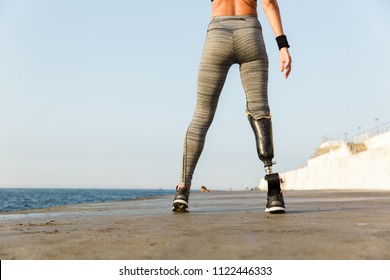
[{"x1": 248, "y1": 115, "x2": 285, "y2": 214}]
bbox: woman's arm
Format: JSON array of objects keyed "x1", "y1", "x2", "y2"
[
  {"x1": 262, "y1": 0, "x2": 292, "y2": 78},
  {"x1": 262, "y1": 0, "x2": 284, "y2": 36}
]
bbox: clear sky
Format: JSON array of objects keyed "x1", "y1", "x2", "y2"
[{"x1": 0, "y1": 0, "x2": 389, "y2": 189}]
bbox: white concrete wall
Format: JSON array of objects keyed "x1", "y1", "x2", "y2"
[{"x1": 260, "y1": 131, "x2": 390, "y2": 190}]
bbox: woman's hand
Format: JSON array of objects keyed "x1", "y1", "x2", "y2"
[{"x1": 280, "y1": 47, "x2": 291, "y2": 79}]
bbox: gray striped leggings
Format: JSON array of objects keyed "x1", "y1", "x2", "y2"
[{"x1": 180, "y1": 16, "x2": 270, "y2": 187}]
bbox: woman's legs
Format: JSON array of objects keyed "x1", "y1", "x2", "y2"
[
  {"x1": 179, "y1": 28, "x2": 233, "y2": 188},
  {"x1": 174, "y1": 16, "x2": 284, "y2": 213},
  {"x1": 178, "y1": 17, "x2": 272, "y2": 188}
]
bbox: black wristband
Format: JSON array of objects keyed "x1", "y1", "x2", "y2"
[{"x1": 276, "y1": 35, "x2": 290, "y2": 50}]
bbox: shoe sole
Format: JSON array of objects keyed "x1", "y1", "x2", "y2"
[{"x1": 265, "y1": 206, "x2": 286, "y2": 214}]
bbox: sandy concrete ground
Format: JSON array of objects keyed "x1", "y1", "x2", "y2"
[{"x1": 1, "y1": 190, "x2": 390, "y2": 260}]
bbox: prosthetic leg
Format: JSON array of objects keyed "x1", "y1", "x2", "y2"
[{"x1": 248, "y1": 115, "x2": 285, "y2": 213}]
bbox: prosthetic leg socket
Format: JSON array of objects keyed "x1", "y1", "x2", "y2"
[
  {"x1": 248, "y1": 115, "x2": 275, "y2": 170},
  {"x1": 248, "y1": 115, "x2": 281, "y2": 195}
]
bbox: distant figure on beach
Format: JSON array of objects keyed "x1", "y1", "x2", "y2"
[
  {"x1": 200, "y1": 186, "x2": 212, "y2": 192},
  {"x1": 172, "y1": 0, "x2": 292, "y2": 213}
]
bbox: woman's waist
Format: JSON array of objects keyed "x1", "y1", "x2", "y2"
[{"x1": 208, "y1": 15, "x2": 261, "y2": 30}]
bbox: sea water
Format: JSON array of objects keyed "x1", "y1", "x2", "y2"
[{"x1": 0, "y1": 188, "x2": 175, "y2": 212}]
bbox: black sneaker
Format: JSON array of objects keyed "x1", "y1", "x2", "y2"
[
  {"x1": 265, "y1": 193, "x2": 286, "y2": 214},
  {"x1": 172, "y1": 186, "x2": 190, "y2": 212}
]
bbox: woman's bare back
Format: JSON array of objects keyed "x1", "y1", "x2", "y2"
[{"x1": 211, "y1": 0, "x2": 258, "y2": 18}]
